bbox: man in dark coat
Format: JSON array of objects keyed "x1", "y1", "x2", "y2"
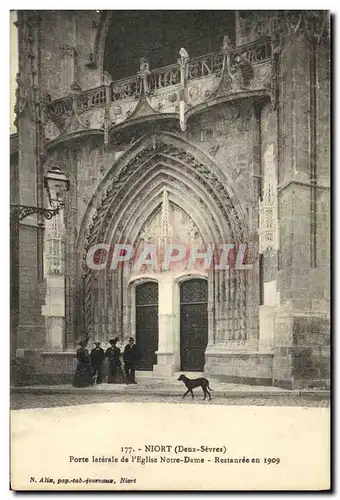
[
  {"x1": 123, "y1": 337, "x2": 139, "y2": 384},
  {"x1": 90, "y1": 342, "x2": 105, "y2": 384}
]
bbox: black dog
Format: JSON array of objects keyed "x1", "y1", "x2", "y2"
[{"x1": 178, "y1": 374, "x2": 213, "y2": 401}]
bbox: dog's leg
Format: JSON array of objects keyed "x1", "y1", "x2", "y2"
[
  {"x1": 207, "y1": 389, "x2": 212, "y2": 401},
  {"x1": 182, "y1": 389, "x2": 190, "y2": 399},
  {"x1": 190, "y1": 389, "x2": 194, "y2": 399},
  {"x1": 202, "y1": 387, "x2": 207, "y2": 400}
]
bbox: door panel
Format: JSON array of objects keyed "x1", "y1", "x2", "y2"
[
  {"x1": 180, "y1": 279, "x2": 208, "y2": 372},
  {"x1": 135, "y1": 282, "x2": 159, "y2": 370}
]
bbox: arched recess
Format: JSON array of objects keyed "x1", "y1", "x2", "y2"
[{"x1": 74, "y1": 132, "x2": 249, "y2": 347}]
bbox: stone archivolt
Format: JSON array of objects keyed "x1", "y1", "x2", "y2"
[{"x1": 75, "y1": 132, "x2": 250, "y2": 344}]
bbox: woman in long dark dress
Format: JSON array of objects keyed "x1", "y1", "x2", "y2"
[
  {"x1": 105, "y1": 338, "x2": 125, "y2": 383},
  {"x1": 72, "y1": 340, "x2": 93, "y2": 387}
]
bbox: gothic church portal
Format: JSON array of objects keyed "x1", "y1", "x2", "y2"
[{"x1": 11, "y1": 11, "x2": 330, "y2": 388}]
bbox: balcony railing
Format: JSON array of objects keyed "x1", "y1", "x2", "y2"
[
  {"x1": 111, "y1": 75, "x2": 140, "y2": 101},
  {"x1": 46, "y1": 37, "x2": 272, "y2": 124},
  {"x1": 149, "y1": 63, "x2": 181, "y2": 92}
]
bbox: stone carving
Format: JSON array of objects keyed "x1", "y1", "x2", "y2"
[
  {"x1": 45, "y1": 210, "x2": 65, "y2": 275},
  {"x1": 222, "y1": 35, "x2": 234, "y2": 54},
  {"x1": 178, "y1": 48, "x2": 190, "y2": 132},
  {"x1": 133, "y1": 190, "x2": 205, "y2": 275},
  {"x1": 179, "y1": 48, "x2": 189, "y2": 64},
  {"x1": 113, "y1": 105, "x2": 122, "y2": 116},
  {"x1": 85, "y1": 53, "x2": 97, "y2": 69},
  {"x1": 252, "y1": 63, "x2": 272, "y2": 88},
  {"x1": 188, "y1": 85, "x2": 200, "y2": 101},
  {"x1": 60, "y1": 44, "x2": 76, "y2": 58},
  {"x1": 259, "y1": 144, "x2": 278, "y2": 255},
  {"x1": 209, "y1": 144, "x2": 219, "y2": 157},
  {"x1": 213, "y1": 35, "x2": 255, "y2": 97},
  {"x1": 70, "y1": 81, "x2": 81, "y2": 94},
  {"x1": 14, "y1": 69, "x2": 28, "y2": 119},
  {"x1": 168, "y1": 92, "x2": 177, "y2": 103},
  {"x1": 231, "y1": 166, "x2": 246, "y2": 181},
  {"x1": 232, "y1": 54, "x2": 253, "y2": 88},
  {"x1": 138, "y1": 57, "x2": 152, "y2": 96}
]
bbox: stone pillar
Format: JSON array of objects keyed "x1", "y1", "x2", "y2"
[
  {"x1": 273, "y1": 15, "x2": 330, "y2": 388},
  {"x1": 60, "y1": 44, "x2": 77, "y2": 96},
  {"x1": 154, "y1": 274, "x2": 176, "y2": 376},
  {"x1": 41, "y1": 210, "x2": 65, "y2": 350}
]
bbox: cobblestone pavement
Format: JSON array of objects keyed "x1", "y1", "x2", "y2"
[{"x1": 11, "y1": 392, "x2": 329, "y2": 410}]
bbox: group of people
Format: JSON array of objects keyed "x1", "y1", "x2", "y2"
[{"x1": 72, "y1": 336, "x2": 139, "y2": 388}]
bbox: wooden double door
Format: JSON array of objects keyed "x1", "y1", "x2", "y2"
[{"x1": 135, "y1": 279, "x2": 208, "y2": 372}]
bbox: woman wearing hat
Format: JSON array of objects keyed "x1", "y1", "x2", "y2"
[
  {"x1": 72, "y1": 339, "x2": 93, "y2": 388},
  {"x1": 105, "y1": 338, "x2": 125, "y2": 383}
]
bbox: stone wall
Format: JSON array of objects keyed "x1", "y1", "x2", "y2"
[
  {"x1": 206, "y1": 351, "x2": 273, "y2": 385},
  {"x1": 39, "y1": 10, "x2": 101, "y2": 99},
  {"x1": 236, "y1": 11, "x2": 273, "y2": 46}
]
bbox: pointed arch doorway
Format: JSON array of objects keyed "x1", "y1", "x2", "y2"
[
  {"x1": 78, "y1": 132, "x2": 249, "y2": 377},
  {"x1": 180, "y1": 278, "x2": 208, "y2": 371}
]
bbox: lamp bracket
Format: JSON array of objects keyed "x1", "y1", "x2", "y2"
[{"x1": 10, "y1": 204, "x2": 63, "y2": 222}]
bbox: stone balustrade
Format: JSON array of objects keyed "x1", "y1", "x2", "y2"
[{"x1": 44, "y1": 37, "x2": 273, "y2": 145}]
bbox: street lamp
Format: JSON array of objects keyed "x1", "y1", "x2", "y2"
[
  {"x1": 44, "y1": 165, "x2": 70, "y2": 211},
  {"x1": 11, "y1": 165, "x2": 69, "y2": 221},
  {"x1": 10, "y1": 164, "x2": 69, "y2": 386}
]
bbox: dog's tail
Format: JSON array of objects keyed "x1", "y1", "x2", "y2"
[{"x1": 208, "y1": 385, "x2": 214, "y2": 391}]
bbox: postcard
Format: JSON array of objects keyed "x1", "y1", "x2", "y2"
[{"x1": 10, "y1": 9, "x2": 331, "y2": 491}]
